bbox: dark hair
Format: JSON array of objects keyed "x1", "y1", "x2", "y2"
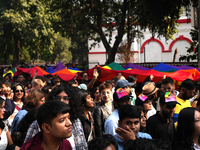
[
  {"x1": 105, "y1": 80, "x2": 112, "y2": 85},
  {"x1": 47, "y1": 84, "x2": 80, "y2": 121},
  {"x1": 180, "y1": 79, "x2": 195, "y2": 91},
  {"x1": 126, "y1": 76, "x2": 137, "y2": 83},
  {"x1": 1, "y1": 80, "x2": 11, "y2": 87},
  {"x1": 78, "y1": 90, "x2": 91, "y2": 106},
  {"x1": 17, "y1": 108, "x2": 37, "y2": 133},
  {"x1": 99, "y1": 82, "x2": 112, "y2": 93},
  {"x1": 37, "y1": 101, "x2": 70, "y2": 132},
  {"x1": 156, "y1": 81, "x2": 162, "y2": 88},
  {"x1": 0, "y1": 97, "x2": 5, "y2": 130},
  {"x1": 124, "y1": 138, "x2": 171, "y2": 150},
  {"x1": 173, "y1": 107, "x2": 199, "y2": 150},
  {"x1": 68, "y1": 79, "x2": 78, "y2": 86},
  {"x1": 41, "y1": 85, "x2": 52, "y2": 95},
  {"x1": 197, "y1": 97, "x2": 200, "y2": 107},
  {"x1": 119, "y1": 105, "x2": 141, "y2": 122},
  {"x1": 162, "y1": 77, "x2": 174, "y2": 85},
  {"x1": 11, "y1": 83, "x2": 25, "y2": 102},
  {"x1": 23, "y1": 89, "x2": 45, "y2": 111},
  {"x1": 51, "y1": 77, "x2": 61, "y2": 86},
  {"x1": 195, "y1": 81, "x2": 200, "y2": 91},
  {"x1": 91, "y1": 86, "x2": 99, "y2": 99},
  {"x1": 18, "y1": 73, "x2": 26, "y2": 78},
  {"x1": 112, "y1": 76, "x2": 121, "y2": 84},
  {"x1": 81, "y1": 72, "x2": 88, "y2": 78},
  {"x1": 88, "y1": 134, "x2": 118, "y2": 150},
  {"x1": 4, "y1": 73, "x2": 12, "y2": 80},
  {"x1": 35, "y1": 76, "x2": 48, "y2": 83},
  {"x1": 124, "y1": 139, "x2": 156, "y2": 150}
]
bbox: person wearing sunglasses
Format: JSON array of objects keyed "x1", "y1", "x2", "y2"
[
  {"x1": 6, "y1": 83, "x2": 25, "y2": 132},
  {"x1": 172, "y1": 79, "x2": 196, "y2": 123}
]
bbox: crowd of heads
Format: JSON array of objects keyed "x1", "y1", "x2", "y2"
[{"x1": 0, "y1": 69, "x2": 200, "y2": 150}]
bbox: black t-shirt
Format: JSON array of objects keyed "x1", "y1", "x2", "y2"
[{"x1": 146, "y1": 112, "x2": 175, "y2": 144}]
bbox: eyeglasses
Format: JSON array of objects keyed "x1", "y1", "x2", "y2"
[
  {"x1": 84, "y1": 75, "x2": 88, "y2": 77},
  {"x1": 185, "y1": 88, "x2": 196, "y2": 95},
  {"x1": 54, "y1": 96, "x2": 71, "y2": 101},
  {"x1": 162, "y1": 87, "x2": 172, "y2": 91},
  {"x1": 15, "y1": 90, "x2": 23, "y2": 93}
]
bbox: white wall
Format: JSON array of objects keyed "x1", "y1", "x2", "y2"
[{"x1": 88, "y1": 19, "x2": 195, "y2": 68}]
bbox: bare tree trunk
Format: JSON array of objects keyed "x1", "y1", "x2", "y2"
[
  {"x1": 173, "y1": 48, "x2": 178, "y2": 62},
  {"x1": 13, "y1": 38, "x2": 20, "y2": 67}
]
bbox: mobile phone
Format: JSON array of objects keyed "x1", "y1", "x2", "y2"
[{"x1": 94, "y1": 69, "x2": 97, "y2": 74}]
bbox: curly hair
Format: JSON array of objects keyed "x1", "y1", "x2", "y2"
[
  {"x1": 47, "y1": 84, "x2": 81, "y2": 121},
  {"x1": 23, "y1": 89, "x2": 45, "y2": 111}
]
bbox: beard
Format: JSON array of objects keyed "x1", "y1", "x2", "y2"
[{"x1": 182, "y1": 91, "x2": 191, "y2": 100}]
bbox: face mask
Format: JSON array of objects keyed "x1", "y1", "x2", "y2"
[{"x1": 48, "y1": 80, "x2": 51, "y2": 84}]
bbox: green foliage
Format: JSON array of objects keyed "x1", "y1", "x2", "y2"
[
  {"x1": 179, "y1": 29, "x2": 198, "y2": 62},
  {"x1": 58, "y1": 0, "x2": 196, "y2": 64},
  {"x1": 52, "y1": 34, "x2": 72, "y2": 63},
  {"x1": 0, "y1": 0, "x2": 56, "y2": 66}
]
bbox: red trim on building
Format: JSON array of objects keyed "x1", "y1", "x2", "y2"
[
  {"x1": 176, "y1": 19, "x2": 191, "y2": 23},
  {"x1": 168, "y1": 35, "x2": 193, "y2": 51},
  {"x1": 88, "y1": 51, "x2": 139, "y2": 54},
  {"x1": 88, "y1": 52, "x2": 107, "y2": 54},
  {"x1": 141, "y1": 37, "x2": 165, "y2": 53}
]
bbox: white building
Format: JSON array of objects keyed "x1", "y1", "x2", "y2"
[{"x1": 88, "y1": 15, "x2": 194, "y2": 69}]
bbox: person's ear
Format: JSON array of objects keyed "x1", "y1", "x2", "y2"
[
  {"x1": 42, "y1": 123, "x2": 51, "y2": 133},
  {"x1": 118, "y1": 120, "x2": 121, "y2": 127}
]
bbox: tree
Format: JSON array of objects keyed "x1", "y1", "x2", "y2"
[
  {"x1": 58, "y1": 0, "x2": 196, "y2": 64},
  {"x1": 0, "y1": 0, "x2": 56, "y2": 66},
  {"x1": 179, "y1": 29, "x2": 198, "y2": 62},
  {"x1": 51, "y1": 34, "x2": 72, "y2": 64}
]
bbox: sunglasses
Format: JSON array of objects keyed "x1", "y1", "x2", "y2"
[
  {"x1": 15, "y1": 90, "x2": 23, "y2": 93},
  {"x1": 84, "y1": 75, "x2": 88, "y2": 77},
  {"x1": 54, "y1": 96, "x2": 71, "y2": 101}
]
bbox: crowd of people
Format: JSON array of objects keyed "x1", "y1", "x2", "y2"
[{"x1": 0, "y1": 68, "x2": 200, "y2": 150}]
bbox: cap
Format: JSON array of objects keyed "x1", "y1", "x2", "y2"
[
  {"x1": 135, "y1": 93, "x2": 149, "y2": 106},
  {"x1": 142, "y1": 82, "x2": 158, "y2": 96},
  {"x1": 78, "y1": 83, "x2": 87, "y2": 90},
  {"x1": 160, "y1": 92, "x2": 180, "y2": 106},
  {"x1": 113, "y1": 88, "x2": 129, "y2": 102},
  {"x1": 116, "y1": 79, "x2": 134, "y2": 89}
]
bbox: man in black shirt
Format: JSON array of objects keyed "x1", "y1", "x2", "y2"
[{"x1": 146, "y1": 92, "x2": 180, "y2": 144}]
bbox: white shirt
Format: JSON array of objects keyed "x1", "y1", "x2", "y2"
[{"x1": 0, "y1": 124, "x2": 8, "y2": 150}]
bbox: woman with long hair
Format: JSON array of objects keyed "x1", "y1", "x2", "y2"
[
  {"x1": 92, "y1": 87, "x2": 101, "y2": 106},
  {"x1": 173, "y1": 107, "x2": 200, "y2": 150},
  {"x1": 78, "y1": 90, "x2": 95, "y2": 142},
  {"x1": 7, "y1": 83, "x2": 25, "y2": 131}
]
